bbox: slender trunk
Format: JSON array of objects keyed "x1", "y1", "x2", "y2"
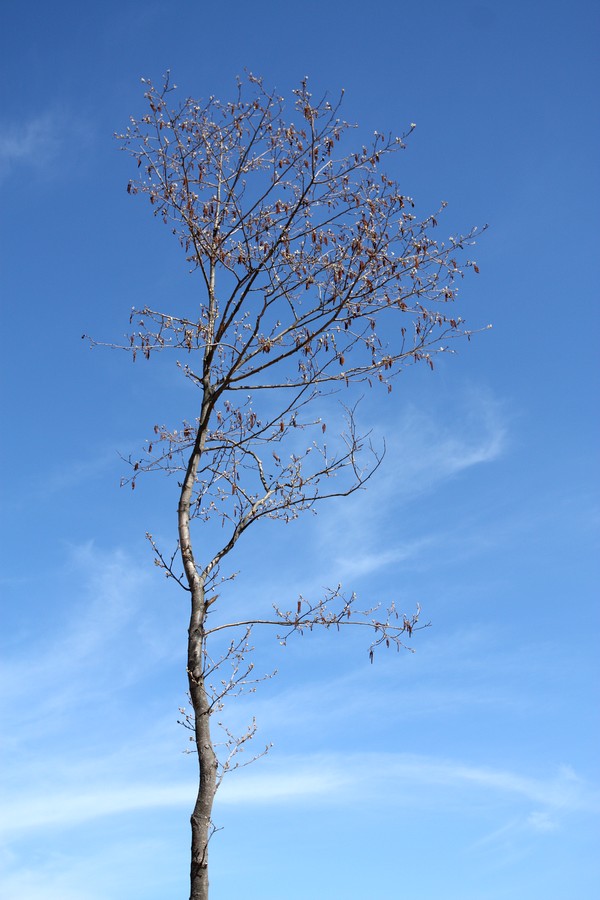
[
  {"x1": 178, "y1": 383, "x2": 217, "y2": 900},
  {"x1": 188, "y1": 587, "x2": 218, "y2": 900},
  {"x1": 181, "y1": 249, "x2": 219, "y2": 900}
]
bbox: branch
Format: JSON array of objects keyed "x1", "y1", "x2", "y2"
[{"x1": 205, "y1": 589, "x2": 427, "y2": 663}]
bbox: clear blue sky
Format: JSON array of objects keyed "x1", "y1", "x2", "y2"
[{"x1": 1, "y1": 1, "x2": 599, "y2": 897}]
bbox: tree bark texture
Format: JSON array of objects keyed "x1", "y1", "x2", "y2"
[
  {"x1": 179, "y1": 386, "x2": 217, "y2": 900},
  {"x1": 188, "y1": 644, "x2": 217, "y2": 900}
]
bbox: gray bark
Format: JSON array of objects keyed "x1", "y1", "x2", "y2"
[
  {"x1": 178, "y1": 386, "x2": 217, "y2": 900},
  {"x1": 188, "y1": 608, "x2": 217, "y2": 900}
]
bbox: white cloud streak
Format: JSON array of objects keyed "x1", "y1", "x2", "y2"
[
  {"x1": 0, "y1": 540, "x2": 184, "y2": 772},
  {"x1": 0, "y1": 113, "x2": 61, "y2": 181},
  {"x1": 306, "y1": 385, "x2": 509, "y2": 584},
  {"x1": 0, "y1": 544, "x2": 148, "y2": 703},
  {"x1": 0, "y1": 784, "x2": 194, "y2": 837},
  {"x1": 0, "y1": 752, "x2": 595, "y2": 840},
  {"x1": 219, "y1": 752, "x2": 599, "y2": 815}
]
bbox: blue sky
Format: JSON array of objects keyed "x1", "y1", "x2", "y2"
[{"x1": 1, "y1": 0, "x2": 599, "y2": 897}]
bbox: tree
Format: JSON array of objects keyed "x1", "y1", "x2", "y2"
[{"x1": 91, "y1": 72, "x2": 486, "y2": 900}]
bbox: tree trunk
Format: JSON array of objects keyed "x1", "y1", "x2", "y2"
[
  {"x1": 188, "y1": 677, "x2": 217, "y2": 900},
  {"x1": 178, "y1": 388, "x2": 217, "y2": 899},
  {"x1": 188, "y1": 590, "x2": 217, "y2": 900}
]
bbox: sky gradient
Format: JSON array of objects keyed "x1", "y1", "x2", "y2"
[{"x1": 1, "y1": 1, "x2": 599, "y2": 897}]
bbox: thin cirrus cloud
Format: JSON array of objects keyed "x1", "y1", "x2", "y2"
[
  {"x1": 0, "y1": 751, "x2": 595, "y2": 838},
  {"x1": 0, "y1": 541, "x2": 176, "y2": 756},
  {"x1": 331, "y1": 536, "x2": 435, "y2": 581},
  {"x1": 372, "y1": 388, "x2": 508, "y2": 499},
  {"x1": 312, "y1": 387, "x2": 508, "y2": 581},
  {"x1": 219, "y1": 750, "x2": 600, "y2": 854},
  {"x1": 0, "y1": 107, "x2": 93, "y2": 186},
  {"x1": 471, "y1": 809, "x2": 560, "y2": 854},
  {"x1": 0, "y1": 783, "x2": 193, "y2": 838},
  {"x1": 0, "y1": 544, "x2": 149, "y2": 688},
  {"x1": 0, "y1": 112, "x2": 61, "y2": 181}
]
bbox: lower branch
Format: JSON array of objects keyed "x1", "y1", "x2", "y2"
[{"x1": 205, "y1": 588, "x2": 426, "y2": 661}]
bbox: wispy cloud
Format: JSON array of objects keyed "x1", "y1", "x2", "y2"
[
  {"x1": 218, "y1": 752, "x2": 600, "y2": 834},
  {"x1": 472, "y1": 808, "x2": 560, "y2": 855},
  {"x1": 0, "y1": 107, "x2": 94, "y2": 185},
  {"x1": 0, "y1": 835, "x2": 177, "y2": 900},
  {"x1": 526, "y1": 809, "x2": 560, "y2": 832},
  {"x1": 1, "y1": 544, "x2": 147, "y2": 693},
  {"x1": 39, "y1": 451, "x2": 121, "y2": 499},
  {"x1": 0, "y1": 783, "x2": 194, "y2": 837},
  {"x1": 1, "y1": 752, "x2": 594, "y2": 839},
  {"x1": 330, "y1": 536, "x2": 434, "y2": 580},
  {"x1": 0, "y1": 112, "x2": 61, "y2": 181},
  {"x1": 0, "y1": 541, "x2": 183, "y2": 758},
  {"x1": 301, "y1": 385, "x2": 509, "y2": 584},
  {"x1": 364, "y1": 384, "x2": 507, "y2": 501}
]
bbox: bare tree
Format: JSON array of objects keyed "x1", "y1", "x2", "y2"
[{"x1": 91, "y1": 72, "x2": 487, "y2": 900}]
